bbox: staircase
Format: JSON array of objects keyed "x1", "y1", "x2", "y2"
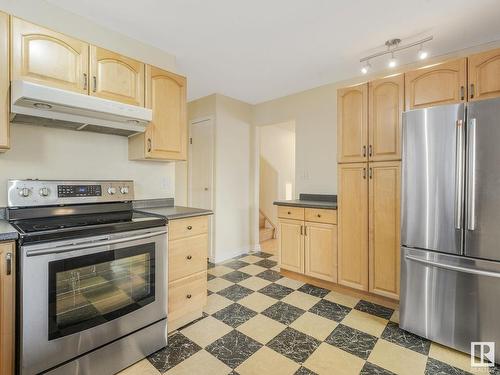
[{"x1": 259, "y1": 210, "x2": 276, "y2": 242}]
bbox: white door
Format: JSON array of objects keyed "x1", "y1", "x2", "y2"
[{"x1": 188, "y1": 118, "x2": 215, "y2": 259}]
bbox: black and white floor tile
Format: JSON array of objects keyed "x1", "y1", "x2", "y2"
[{"x1": 119, "y1": 251, "x2": 500, "y2": 375}]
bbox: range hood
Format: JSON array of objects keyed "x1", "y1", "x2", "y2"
[{"x1": 10, "y1": 80, "x2": 153, "y2": 136}]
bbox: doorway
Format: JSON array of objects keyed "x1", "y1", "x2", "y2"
[
  {"x1": 188, "y1": 117, "x2": 215, "y2": 260},
  {"x1": 258, "y1": 121, "x2": 295, "y2": 255}
]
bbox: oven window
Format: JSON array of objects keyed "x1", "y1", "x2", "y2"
[{"x1": 48, "y1": 243, "x2": 155, "y2": 340}]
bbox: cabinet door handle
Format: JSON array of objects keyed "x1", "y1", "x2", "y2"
[
  {"x1": 83, "y1": 73, "x2": 88, "y2": 91},
  {"x1": 362, "y1": 145, "x2": 367, "y2": 157},
  {"x1": 186, "y1": 255, "x2": 192, "y2": 260},
  {"x1": 369, "y1": 145, "x2": 373, "y2": 157},
  {"x1": 92, "y1": 76, "x2": 97, "y2": 92},
  {"x1": 186, "y1": 294, "x2": 192, "y2": 299},
  {"x1": 470, "y1": 84, "x2": 475, "y2": 99},
  {"x1": 369, "y1": 167, "x2": 373, "y2": 179},
  {"x1": 5, "y1": 253, "x2": 11, "y2": 276},
  {"x1": 363, "y1": 167, "x2": 366, "y2": 179},
  {"x1": 187, "y1": 225, "x2": 193, "y2": 230},
  {"x1": 460, "y1": 86, "x2": 465, "y2": 100},
  {"x1": 147, "y1": 138, "x2": 152, "y2": 153},
  {"x1": 300, "y1": 225, "x2": 303, "y2": 235},
  {"x1": 304, "y1": 226, "x2": 307, "y2": 236}
]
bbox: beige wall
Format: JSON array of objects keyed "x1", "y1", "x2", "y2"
[{"x1": 0, "y1": 0, "x2": 179, "y2": 206}]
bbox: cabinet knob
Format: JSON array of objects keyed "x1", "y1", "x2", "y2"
[
  {"x1": 186, "y1": 255, "x2": 192, "y2": 260},
  {"x1": 317, "y1": 214, "x2": 321, "y2": 218},
  {"x1": 287, "y1": 211, "x2": 291, "y2": 215},
  {"x1": 186, "y1": 294, "x2": 192, "y2": 299},
  {"x1": 187, "y1": 225, "x2": 193, "y2": 230}
]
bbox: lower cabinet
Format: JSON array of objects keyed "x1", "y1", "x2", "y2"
[
  {"x1": 338, "y1": 161, "x2": 401, "y2": 299},
  {"x1": 0, "y1": 241, "x2": 15, "y2": 375},
  {"x1": 167, "y1": 216, "x2": 209, "y2": 332},
  {"x1": 278, "y1": 208, "x2": 338, "y2": 283}
]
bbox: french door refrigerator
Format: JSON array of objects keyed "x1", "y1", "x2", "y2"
[{"x1": 400, "y1": 97, "x2": 500, "y2": 362}]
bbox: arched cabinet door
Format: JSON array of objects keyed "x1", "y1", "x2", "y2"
[
  {"x1": 11, "y1": 17, "x2": 89, "y2": 93},
  {"x1": 90, "y1": 46, "x2": 145, "y2": 106},
  {"x1": 468, "y1": 48, "x2": 500, "y2": 101},
  {"x1": 145, "y1": 65, "x2": 187, "y2": 160},
  {"x1": 405, "y1": 58, "x2": 466, "y2": 110}
]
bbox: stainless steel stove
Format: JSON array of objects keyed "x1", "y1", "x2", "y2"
[{"x1": 7, "y1": 180, "x2": 168, "y2": 375}]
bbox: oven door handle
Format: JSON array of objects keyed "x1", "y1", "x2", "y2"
[{"x1": 25, "y1": 230, "x2": 167, "y2": 257}]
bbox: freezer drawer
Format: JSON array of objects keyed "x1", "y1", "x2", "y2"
[{"x1": 400, "y1": 247, "x2": 500, "y2": 362}]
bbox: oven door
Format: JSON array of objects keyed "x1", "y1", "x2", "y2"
[{"x1": 20, "y1": 226, "x2": 167, "y2": 375}]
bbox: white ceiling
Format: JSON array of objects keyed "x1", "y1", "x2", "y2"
[{"x1": 47, "y1": 0, "x2": 500, "y2": 104}]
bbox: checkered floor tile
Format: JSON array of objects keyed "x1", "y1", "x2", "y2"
[{"x1": 118, "y1": 251, "x2": 500, "y2": 375}]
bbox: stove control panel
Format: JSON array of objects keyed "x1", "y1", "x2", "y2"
[{"x1": 7, "y1": 180, "x2": 135, "y2": 207}]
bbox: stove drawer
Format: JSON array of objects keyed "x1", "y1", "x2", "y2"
[
  {"x1": 168, "y1": 271, "x2": 207, "y2": 323},
  {"x1": 169, "y1": 216, "x2": 208, "y2": 240},
  {"x1": 169, "y1": 234, "x2": 208, "y2": 281}
]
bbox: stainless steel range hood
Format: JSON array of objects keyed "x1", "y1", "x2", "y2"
[{"x1": 10, "y1": 80, "x2": 152, "y2": 136}]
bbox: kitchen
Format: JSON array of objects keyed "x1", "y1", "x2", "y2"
[{"x1": 1, "y1": 1, "x2": 500, "y2": 374}]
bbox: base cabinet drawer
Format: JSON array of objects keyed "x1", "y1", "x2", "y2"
[
  {"x1": 168, "y1": 271, "x2": 207, "y2": 323},
  {"x1": 169, "y1": 234, "x2": 208, "y2": 281},
  {"x1": 278, "y1": 206, "x2": 304, "y2": 220},
  {"x1": 169, "y1": 216, "x2": 209, "y2": 240},
  {"x1": 305, "y1": 208, "x2": 337, "y2": 224}
]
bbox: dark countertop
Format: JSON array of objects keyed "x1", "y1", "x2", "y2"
[
  {"x1": 274, "y1": 193, "x2": 337, "y2": 209},
  {"x1": 135, "y1": 206, "x2": 213, "y2": 221},
  {"x1": 0, "y1": 220, "x2": 19, "y2": 241}
]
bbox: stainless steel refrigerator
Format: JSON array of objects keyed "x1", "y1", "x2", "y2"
[{"x1": 401, "y1": 97, "x2": 500, "y2": 362}]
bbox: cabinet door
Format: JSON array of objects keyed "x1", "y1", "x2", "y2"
[
  {"x1": 338, "y1": 163, "x2": 369, "y2": 291},
  {"x1": 0, "y1": 12, "x2": 8, "y2": 152},
  {"x1": 337, "y1": 84, "x2": 368, "y2": 163},
  {"x1": 144, "y1": 65, "x2": 187, "y2": 160},
  {"x1": 90, "y1": 46, "x2": 145, "y2": 106},
  {"x1": 369, "y1": 75, "x2": 403, "y2": 161},
  {"x1": 278, "y1": 218, "x2": 304, "y2": 273},
  {"x1": 405, "y1": 58, "x2": 466, "y2": 110},
  {"x1": 0, "y1": 242, "x2": 15, "y2": 375},
  {"x1": 11, "y1": 17, "x2": 89, "y2": 93},
  {"x1": 304, "y1": 222, "x2": 337, "y2": 282},
  {"x1": 468, "y1": 48, "x2": 500, "y2": 101},
  {"x1": 369, "y1": 161, "x2": 401, "y2": 300}
]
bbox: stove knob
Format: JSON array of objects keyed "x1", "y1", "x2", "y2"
[
  {"x1": 18, "y1": 188, "x2": 30, "y2": 197},
  {"x1": 107, "y1": 187, "x2": 116, "y2": 195},
  {"x1": 39, "y1": 187, "x2": 49, "y2": 197},
  {"x1": 120, "y1": 186, "x2": 129, "y2": 195}
]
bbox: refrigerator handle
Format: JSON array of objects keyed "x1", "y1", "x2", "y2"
[
  {"x1": 454, "y1": 119, "x2": 464, "y2": 229},
  {"x1": 467, "y1": 118, "x2": 477, "y2": 231},
  {"x1": 405, "y1": 254, "x2": 500, "y2": 278}
]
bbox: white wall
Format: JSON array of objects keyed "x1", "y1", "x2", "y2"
[
  {"x1": 0, "y1": 0, "x2": 179, "y2": 206},
  {"x1": 259, "y1": 122, "x2": 295, "y2": 227}
]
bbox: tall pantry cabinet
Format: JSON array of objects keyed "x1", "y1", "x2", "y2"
[{"x1": 337, "y1": 75, "x2": 402, "y2": 299}]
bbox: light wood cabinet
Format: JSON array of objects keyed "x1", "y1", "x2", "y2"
[
  {"x1": 337, "y1": 84, "x2": 368, "y2": 163},
  {"x1": 0, "y1": 242, "x2": 15, "y2": 375},
  {"x1": 129, "y1": 65, "x2": 187, "y2": 161},
  {"x1": 278, "y1": 208, "x2": 337, "y2": 282},
  {"x1": 278, "y1": 218, "x2": 304, "y2": 273},
  {"x1": 11, "y1": 17, "x2": 89, "y2": 93},
  {"x1": 304, "y1": 222, "x2": 337, "y2": 282},
  {"x1": 368, "y1": 75, "x2": 403, "y2": 161},
  {"x1": 337, "y1": 163, "x2": 369, "y2": 291},
  {"x1": 168, "y1": 215, "x2": 209, "y2": 332},
  {"x1": 0, "y1": 12, "x2": 9, "y2": 152},
  {"x1": 368, "y1": 161, "x2": 401, "y2": 300},
  {"x1": 405, "y1": 58, "x2": 467, "y2": 110},
  {"x1": 90, "y1": 46, "x2": 145, "y2": 106},
  {"x1": 468, "y1": 48, "x2": 500, "y2": 101}
]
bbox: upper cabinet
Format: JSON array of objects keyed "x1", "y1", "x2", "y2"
[
  {"x1": 0, "y1": 12, "x2": 9, "y2": 152},
  {"x1": 337, "y1": 83, "x2": 368, "y2": 163},
  {"x1": 11, "y1": 17, "x2": 89, "y2": 94},
  {"x1": 405, "y1": 58, "x2": 467, "y2": 110},
  {"x1": 90, "y1": 46, "x2": 145, "y2": 106},
  {"x1": 368, "y1": 75, "x2": 404, "y2": 161},
  {"x1": 129, "y1": 65, "x2": 187, "y2": 161},
  {"x1": 468, "y1": 48, "x2": 500, "y2": 101}
]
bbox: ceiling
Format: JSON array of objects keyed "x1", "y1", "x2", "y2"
[{"x1": 47, "y1": 0, "x2": 500, "y2": 104}]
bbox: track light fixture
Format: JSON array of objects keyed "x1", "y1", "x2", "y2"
[{"x1": 360, "y1": 36, "x2": 433, "y2": 73}]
